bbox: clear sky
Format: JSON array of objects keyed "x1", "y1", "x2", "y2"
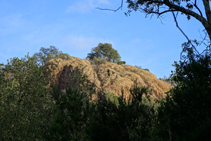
[{"x1": 0, "y1": 0, "x2": 207, "y2": 79}]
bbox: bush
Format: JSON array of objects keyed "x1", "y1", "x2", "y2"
[
  {"x1": 86, "y1": 79, "x2": 156, "y2": 141},
  {"x1": 143, "y1": 68, "x2": 149, "y2": 71},
  {"x1": 44, "y1": 72, "x2": 95, "y2": 140},
  {"x1": 44, "y1": 72, "x2": 157, "y2": 141},
  {"x1": 117, "y1": 60, "x2": 126, "y2": 65}
]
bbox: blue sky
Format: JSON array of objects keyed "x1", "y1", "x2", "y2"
[{"x1": 0, "y1": 0, "x2": 207, "y2": 79}]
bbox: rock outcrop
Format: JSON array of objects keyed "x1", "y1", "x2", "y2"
[{"x1": 44, "y1": 56, "x2": 173, "y2": 101}]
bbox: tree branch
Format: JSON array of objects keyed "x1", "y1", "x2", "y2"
[
  {"x1": 202, "y1": 0, "x2": 211, "y2": 25},
  {"x1": 96, "y1": 0, "x2": 123, "y2": 12},
  {"x1": 194, "y1": 0, "x2": 203, "y2": 17},
  {"x1": 148, "y1": 9, "x2": 179, "y2": 18},
  {"x1": 151, "y1": 0, "x2": 208, "y2": 28},
  {"x1": 96, "y1": 0, "x2": 211, "y2": 55},
  {"x1": 171, "y1": 10, "x2": 200, "y2": 58}
]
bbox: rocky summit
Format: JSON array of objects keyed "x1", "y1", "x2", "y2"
[{"x1": 44, "y1": 56, "x2": 173, "y2": 101}]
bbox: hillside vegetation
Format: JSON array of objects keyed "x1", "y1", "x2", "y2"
[{"x1": 0, "y1": 46, "x2": 211, "y2": 140}]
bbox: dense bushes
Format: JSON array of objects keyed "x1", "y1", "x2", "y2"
[
  {"x1": 0, "y1": 54, "x2": 56, "y2": 140},
  {"x1": 156, "y1": 49, "x2": 211, "y2": 140},
  {"x1": 44, "y1": 73, "x2": 156, "y2": 141}
]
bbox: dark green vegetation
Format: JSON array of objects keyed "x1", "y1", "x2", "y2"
[{"x1": 1, "y1": 45, "x2": 211, "y2": 140}]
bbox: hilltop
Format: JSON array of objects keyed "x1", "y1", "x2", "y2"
[{"x1": 44, "y1": 56, "x2": 173, "y2": 101}]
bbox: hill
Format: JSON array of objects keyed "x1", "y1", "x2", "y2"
[{"x1": 44, "y1": 56, "x2": 173, "y2": 101}]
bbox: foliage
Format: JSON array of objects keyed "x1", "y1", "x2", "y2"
[
  {"x1": 43, "y1": 71, "x2": 158, "y2": 141},
  {"x1": 89, "y1": 56, "x2": 108, "y2": 65},
  {"x1": 143, "y1": 68, "x2": 149, "y2": 71},
  {"x1": 157, "y1": 49, "x2": 211, "y2": 140},
  {"x1": 55, "y1": 53, "x2": 71, "y2": 60},
  {"x1": 0, "y1": 53, "x2": 56, "y2": 140},
  {"x1": 86, "y1": 79, "x2": 156, "y2": 141},
  {"x1": 44, "y1": 72, "x2": 96, "y2": 140},
  {"x1": 117, "y1": 60, "x2": 126, "y2": 65},
  {"x1": 159, "y1": 75, "x2": 177, "y2": 86},
  {"x1": 125, "y1": 0, "x2": 211, "y2": 41},
  {"x1": 103, "y1": 90, "x2": 119, "y2": 106},
  {"x1": 2, "y1": 46, "x2": 211, "y2": 140},
  {"x1": 125, "y1": 0, "x2": 199, "y2": 20},
  {"x1": 124, "y1": 0, "x2": 211, "y2": 62},
  {"x1": 86, "y1": 43, "x2": 125, "y2": 64},
  {"x1": 33, "y1": 46, "x2": 71, "y2": 65}
]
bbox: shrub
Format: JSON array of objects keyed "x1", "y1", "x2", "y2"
[
  {"x1": 90, "y1": 56, "x2": 107, "y2": 65},
  {"x1": 143, "y1": 68, "x2": 149, "y2": 72},
  {"x1": 86, "y1": 79, "x2": 156, "y2": 141},
  {"x1": 117, "y1": 60, "x2": 126, "y2": 65}
]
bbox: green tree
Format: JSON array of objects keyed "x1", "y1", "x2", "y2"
[
  {"x1": 0, "y1": 53, "x2": 56, "y2": 140},
  {"x1": 86, "y1": 43, "x2": 124, "y2": 64},
  {"x1": 33, "y1": 46, "x2": 71, "y2": 65},
  {"x1": 44, "y1": 72, "x2": 96, "y2": 141},
  {"x1": 157, "y1": 49, "x2": 211, "y2": 140},
  {"x1": 55, "y1": 53, "x2": 71, "y2": 60}
]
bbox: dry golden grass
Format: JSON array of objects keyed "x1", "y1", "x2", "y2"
[{"x1": 44, "y1": 57, "x2": 173, "y2": 101}]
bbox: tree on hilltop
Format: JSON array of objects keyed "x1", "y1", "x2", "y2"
[
  {"x1": 33, "y1": 46, "x2": 71, "y2": 65},
  {"x1": 86, "y1": 43, "x2": 125, "y2": 64}
]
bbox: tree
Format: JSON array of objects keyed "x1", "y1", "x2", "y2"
[
  {"x1": 157, "y1": 49, "x2": 211, "y2": 140},
  {"x1": 97, "y1": 0, "x2": 211, "y2": 57},
  {"x1": 86, "y1": 43, "x2": 123, "y2": 64},
  {"x1": 44, "y1": 72, "x2": 95, "y2": 140},
  {"x1": 33, "y1": 46, "x2": 71, "y2": 65},
  {"x1": 125, "y1": 0, "x2": 211, "y2": 39},
  {"x1": 0, "y1": 53, "x2": 56, "y2": 140}
]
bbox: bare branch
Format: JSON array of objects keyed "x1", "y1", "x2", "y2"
[
  {"x1": 152, "y1": 9, "x2": 179, "y2": 18},
  {"x1": 96, "y1": 0, "x2": 211, "y2": 56},
  {"x1": 202, "y1": 0, "x2": 211, "y2": 24},
  {"x1": 194, "y1": 0, "x2": 203, "y2": 17},
  {"x1": 96, "y1": 0, "x2": 123, "y2": 12},
  {"x1": 171, "y1": 10, "x2": 200, "y2": 58},
  {"x1": 199, "y1": 29, "x2": 208, "y2": 46}
]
